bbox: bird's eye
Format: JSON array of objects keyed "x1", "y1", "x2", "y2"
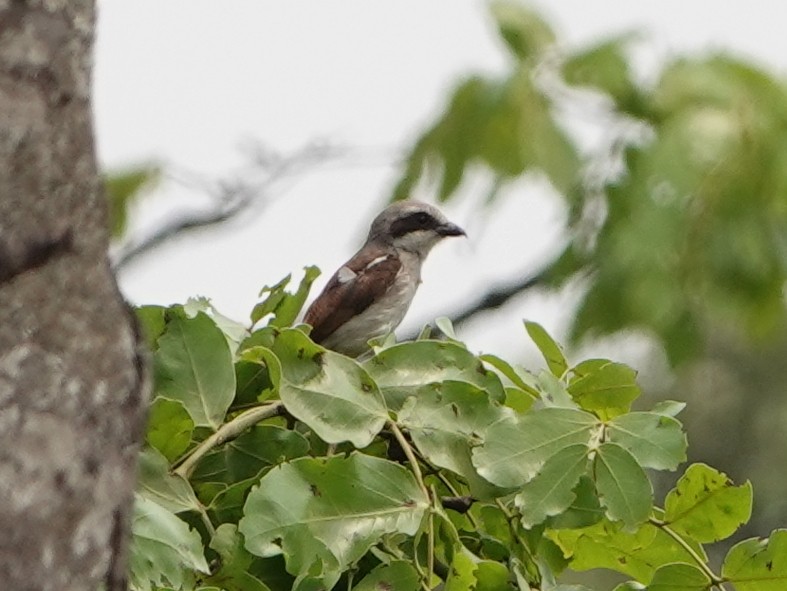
[{"x1": 415, "y1": 212, "x2": 432, "y2": 225}]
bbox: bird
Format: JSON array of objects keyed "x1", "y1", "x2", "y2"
[{"x1": 303, "y1": 200, "x2": 465, "y2": 357}]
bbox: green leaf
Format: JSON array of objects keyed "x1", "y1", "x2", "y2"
[
  {"x1": 181, "y1": 297, "x2": 250, "y2": 351},
  {"x1": 722, "y1": 530, "x2": 787, "y2": 590},
  {"x1": 663, "y1": 463, "x2": 752, "y2": 543},
  {"x1": 224, "y1": 425, "x2": 310, "y2": 481},
  {"x1": 239, "y1": 454, "x2": 428, "y2": 586},
  {"x1": 594, "y1": 442, "x2": 652, "y2": 528},
  {"x1": 135, "y1": 305, "x2": 167, "y2": 350},
  {"x1": 247, "y1": 555, "x2": 296, "y2": 591},
  {"x1": 154, "y1": 308, "x2": 236, "y2": 430},
  {"x1": 480, "y1": 353, "x2": 541, "y2": 400},
  {"x1": 272, "y1": 329, "x2": 388, "y2": 448},
  {"x1": 205, "y1": 524, "x2": 272, "y2": 591},
  {"x1": 538, "y1": 371, "x2": 577, "y2": 408},
  {"x1": 234, "y1": 359, "x2": 275, "y2": 407},
  {"x1": 365, "y1": 340, "x2": 505, "y2": 411},
  {"x1": 607, "y1": 412, "x2": 687, "y2": 470},
  {"x1": 568, "y1": 359, "x2": 640, "y2": 418},
  {"x1": 209, "y1": 475, "x2": 263, "y2": 525},
  {"x1": 549, "y1": 475, "x2": 604, "y2": 530},
  {"x1": 445, "y1": 551, "x2": 476, "y2": 591},
  {"x1": 398, "y1": 381, "x2": 513, "y2": 498},
  {"x1": 650, "y1": 401, "x2": 686, "y2": 418},
  {"x1": 525, "y1": 321, "x2": 568, "y2": 377},
  {"x1": 562, "y1": 36, "x2": 642, "y2": 113},
  {"x1": 273, "y1": 266, "x2": 321, "y2": 328},
  {"x1": 504, "y1": 387, "x2": 536, "y2": 413},
  {"x1": 352, "y1": 561, "x2": 420, "y2": 591},
  {"x1": 490, "y1": 0, "x2": 555, "y2": 61},
  {"x1": 129, "y1": 494, "x2": 209, "y2": 591},
  {"x1": 435, "y1": 316, "x2": 459, "y2": 340},
  {"x1": 647, "y1": 563, "x2": 710, "y2": 591},
  {"x1": 515, "y1": 444, "x2": 588, "y2": 528},
  {"x1": 475, "y1": 560, "x2": 512, "y2": 591},
  {"x1": 104, "y1": 165, "x2": 159, "y2": 238},
  {"x1": 252, "y1": 267, "x2": 321, "y2": 328},
  {"x1": 251, "y1": 275, "x2": 291, "y2": 326},
  {"x1": 137, "y1": 447, "x2": 200, "y2": 514},
  {"x1": 472, "y1": 408, "x2": 597, "y2": 488},
  {"x1": 551, "y1": 518, "x2": 706, "y2": 583},
  {"x1": 191, "y1": 424, "x2": 309, "y2": 492},
  {"x1": 145, "y1": 397, "x2": 194, "y2": 462}
]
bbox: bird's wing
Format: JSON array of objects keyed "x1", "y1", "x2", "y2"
[{"x1": 304, "y1": 246, "x2": 402, "y2": 344}]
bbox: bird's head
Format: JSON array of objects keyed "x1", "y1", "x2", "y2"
[{"x1": 367, "y1": 200, "x2": 465, "y2": 258}]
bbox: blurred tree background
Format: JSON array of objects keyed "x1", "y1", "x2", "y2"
[
  {"x1": 389, "y1": 1, "x2": 787, "y2": 548},
  {"x1": 107, "y1": 0, "x2": 787, "y2": 578}
]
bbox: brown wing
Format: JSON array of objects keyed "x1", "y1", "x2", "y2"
[{"x1": 304, "y1": 246, "x2": 402, "y2": 344}]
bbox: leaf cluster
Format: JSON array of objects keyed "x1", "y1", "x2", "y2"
[
  {"x1": 130, "y1": 273, "x2": 784, "y2": 591},
  {"x1": 394, "y1": 1, "x2": 787, "y2": 365}
]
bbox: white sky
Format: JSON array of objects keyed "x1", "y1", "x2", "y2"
[{"x1": 94, "y1": 0, "x2": 787, "y2": 362}]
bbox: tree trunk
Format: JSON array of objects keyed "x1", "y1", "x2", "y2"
[{"x1": 0, "y1": 1, "x2": 149, "y2": 589}]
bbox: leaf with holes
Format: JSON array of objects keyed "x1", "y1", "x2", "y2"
[
  {"x1": 364, "y1": 340, "x2": 505, "y2": 411},
  {"x1": 239, "y1": 454, "x2": 428, "y2": 588},
  {"x1": 398, "y1": 380, "x2": 512, "y2": 498},
  {"x1": 272, "y1": 329, "x2": 388, "y2": 447},
  {"x1": 129, "y1": 494, "x2": 209, "y2": 591},
  {"x1": 722, "y1": 530, "x2": 787, "y2": 591},
  {"x1": 664, "y1": 463, "x2": 752, "y2": 543}
]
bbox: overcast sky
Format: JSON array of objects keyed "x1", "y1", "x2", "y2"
[{"x1": 94, "y1": 1, "x2": 787, "y2": 360}]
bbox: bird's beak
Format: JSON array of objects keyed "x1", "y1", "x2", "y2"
[{"x1": 437, "y1": 222, "x2": 466, "y2": 237}]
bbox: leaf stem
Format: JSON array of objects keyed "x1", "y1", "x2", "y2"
[
  {"x1": 428, "y1": 485, "x2": 438, "y2": 585},
  {"x1": 387, "y1": 420, "x2": 429, "y2": 500},
  {"x1": 197, "y1": 505, "x2": 216, "y2": 538},
  {"x1": 388, "y1": 420, "x2": 433, "y2": 586},
  {"x1": 494, "y1": 499, "x2": 539, "y2": 584},
  {"x1": 173, "y1": 401, "x2": 284, "y2": 479},
  {"x1": 648, "y1": 517, "x2": 724, "y2": 586}
]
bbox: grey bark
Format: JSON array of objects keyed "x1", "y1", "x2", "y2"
[{"x1": 0, "y1": 1, "x2": 149, "y2": 590}]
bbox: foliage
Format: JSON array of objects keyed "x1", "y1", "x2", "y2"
[
  {"x1": 394, "y1": 0, "x2": 787, "y2": 365},
  {"x1": 104, "y1": 165, "x2": 160, "y2": 238},
  {"x1": 129, "y1": 272, "x2": 785, "y2": 590}
]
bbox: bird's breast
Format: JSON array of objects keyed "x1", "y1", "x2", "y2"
[{"x1": 319, "y1": 263, "x2": 419, "y2": 356}]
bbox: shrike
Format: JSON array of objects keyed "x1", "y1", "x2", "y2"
[{"x1": 304, "y1": 200, "x2": 465, "y2": 357}]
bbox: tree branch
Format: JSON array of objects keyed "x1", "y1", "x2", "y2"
[
  {"x1": 403, "y1": 267, "x2": 550, "y2": 344},
  {"x1": 173, "y1": 401, "x2": 284, "y2": 479},
  {"x1": 112, "y1": 141, "x2": 396, "y2": 270},
  {"x1": 451, "y1": 269, "x2": 547, "y2": 328}
]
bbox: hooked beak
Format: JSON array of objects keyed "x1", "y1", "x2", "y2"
[{"x1": 437, "y1": 222, "x2": 466, "y2": 237}]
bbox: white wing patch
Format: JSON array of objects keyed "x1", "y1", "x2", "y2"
[
  {"x1": 337, "y1": 266, "x2": 357, "y2": 284},
  {"x1": 364, "y1": 255, "x2": 390, "y2": 270}
]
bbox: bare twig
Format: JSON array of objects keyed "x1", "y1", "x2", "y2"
[
  {"x1": 451, "y1": 270, "x2": 548, "y2": 328},
  {"x1": 402, "y1": 267, "x2": 550, "y2": 344},
  {"x1": 111, "y1": 141, "x2": 397, "y2": 270}
]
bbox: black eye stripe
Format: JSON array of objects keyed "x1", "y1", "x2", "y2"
[{"x1": 390, "y1": 211, "x2": 440, "y2": 237}]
